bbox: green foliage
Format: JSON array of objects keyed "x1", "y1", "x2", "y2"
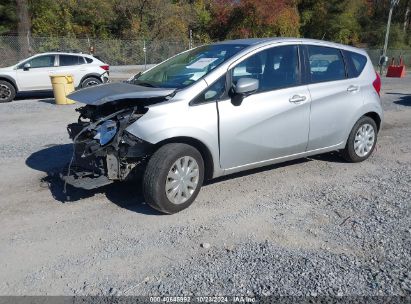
[
  {"x1": 0, "y1": 0, "x2": 409, "y2": 49},
  {"x1": 0, "y1": 0, "x2": 17, "y2": 34},
  {"x1": 299, "y1": 0, "x2": 366, "y2": 44},
  {"x1": 329, "y1": 0, "x2": 364, "y2": 44},
  {"x1": 30, "y1": 0, "x2": 72, "y2": 36},
  {"x1": 206, "y1": 0, "x2": 299, "y2": 40}
]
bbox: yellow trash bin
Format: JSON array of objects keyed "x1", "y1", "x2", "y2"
[{"x1": 50, "y1": 75, "x2": 76, "y2": 105}]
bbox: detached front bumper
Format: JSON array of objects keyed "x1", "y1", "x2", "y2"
[
  {"x1": 62, "y1": 121, "x2": 153, "y2": 190},
  {"x1": 61, "y1": 167, "x2": 113, "y2": 190},
  {"x1": 61, "y1": 148, "x2": 116, "y2": 190},
  {"x1": 61, "y1": 145, "x2": 133, "y2": 190}
]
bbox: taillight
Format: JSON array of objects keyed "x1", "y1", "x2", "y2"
[
  {"x1": 373, "y1": 72, "x2": 381, "y2": 96},
  {"x1": 100, "y1": 65, "x2": 109, "y2": 71}
]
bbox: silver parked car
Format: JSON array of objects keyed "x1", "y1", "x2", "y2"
[{"x1": 64, "y1": 38, "x2": 383, "y2": 214}]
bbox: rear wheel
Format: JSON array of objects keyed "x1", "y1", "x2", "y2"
[
  {"x1": 142, "y1": 143, "x2": 204, "y2": 214},
  {"x1": 81, "y1": 77, "x2": 102, "y2": 88},
  {"x1": 0, "y1": 80, "x2": 16, "y2": 103},
  {"x1": 342, "y1": 116, "x2": 378, "y2": 162}
]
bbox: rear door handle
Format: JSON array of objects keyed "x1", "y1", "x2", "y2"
[
  {"x1": 289, "y1": 95, "x2": 307, "y2": 103},
  {"x1": 347, "y1": 85, "x2": 359, "y2": 92}
]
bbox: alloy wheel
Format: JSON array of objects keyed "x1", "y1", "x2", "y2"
[
  {"x1": 0, "y1": 84, "x2": 11, "y2": 101},
  {"x1": 85, "y1": 80, "x2": 99, "y2": 87}
]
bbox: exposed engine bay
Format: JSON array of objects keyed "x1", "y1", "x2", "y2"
[
  {"x1": 63, "y1": 101, "x2": 154, "y2": 190},
  {"x1": 60, "y1": 82, "x2": 177, "y2": 190}
]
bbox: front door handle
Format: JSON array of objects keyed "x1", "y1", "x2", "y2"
[
  {"x1": 289, "y1": 95, "x2": 307, "y2": 103},
  {"x1": 347, "y1": 85, "x2": 359, "y2": 92}
]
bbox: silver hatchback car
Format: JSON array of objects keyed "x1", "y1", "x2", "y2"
[{"x1": 65, "y1": 38, "x2": 383, "y2": 214}]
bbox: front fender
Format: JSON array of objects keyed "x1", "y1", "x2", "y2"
[
  {"x1": 0, "y1": 74, "x2": 18, "y2": 91},
  {"x1": 125, "y1": 99, "x2": 223, "y2": 178}
]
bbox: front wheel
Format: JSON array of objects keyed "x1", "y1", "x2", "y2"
[
  {"x1": 0, "y1": 80, "x2": 16, "y2": 103},
  {"x1": 342, "y1": 116, "x2": 378, "y2": 162},
  {"x1": 142, "y1": 143, "x2": 204, "y2": 214}
]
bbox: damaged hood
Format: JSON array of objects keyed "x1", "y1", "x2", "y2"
[{"x1": 67, "y1": 82, "x2": 176, "y2": 105}]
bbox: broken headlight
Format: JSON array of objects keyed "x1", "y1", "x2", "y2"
[{"x1": 93, "y1": 120, "x2": 118, "y2": 146}]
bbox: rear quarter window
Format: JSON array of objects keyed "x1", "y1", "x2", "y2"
[
  {"x1": 85, "y1": 57, "x2": 93, "y2": 63},
  {"x1": 344, "y1": 50, "x2": 367, "y2": 78}
]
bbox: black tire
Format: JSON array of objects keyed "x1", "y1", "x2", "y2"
[
  {"x1": 81, "y1": 77, "x2": 102, "y2": 88},
  {"x1": 142, "y1": 143, "x2": 204, "y2": 214},
  {"x1": 342, "y1": 116, "x2": 378, "y2": 163},
  {"x1": 0, "y1": 80, "x2": 16, "y2": 103}
]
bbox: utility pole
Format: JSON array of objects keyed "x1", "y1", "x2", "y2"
[
  {"x1": 380, "y1": 0, "x2": 400, "y2": 75},
  {"x1": 143, "y1": 40, "x2": 147, "y2": 70}
]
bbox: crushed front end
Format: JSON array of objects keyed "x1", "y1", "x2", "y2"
[{"x1": 62, "y1": 102, "x2": 154, "y2": 190}]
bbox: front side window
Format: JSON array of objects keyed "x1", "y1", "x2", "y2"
[
  {"x1": 192, "y1": 75, "x2": 226, "y2": 104},
  {"x1": 231, "y1": 45, "x2": 299, "y2": 92},
  {"x1": 133, "y1": 44, "x2": 246, "y2": 89},
  {"x1": 308, "y1": 46, "x2": 346, "y2": 83},
  {"x1": 60, "y1": 55, "x2": 84, "y2": 66},
  {"x1": 21, "y1": 55, "x2": 55, "y2": 68}
]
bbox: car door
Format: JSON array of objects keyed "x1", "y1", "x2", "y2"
[
  {"x1": 217, "y1": 44, "x2": 311, "y2": 170},
  {"x1": 304, "y1": 45, "x2": 364, "y2": 151},
  {"x1": 16, "y1": 55, "x2": 56, "y2": 91},
  {"x1": 57, "y1": 55, "x2": 86, "y2": 87}
]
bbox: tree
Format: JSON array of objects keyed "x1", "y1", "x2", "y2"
[
  {"x1": 208, "y1": 0, "x2": 299, "y2": 40},
  {"x1": 0, "y1": 0, "x2": 17, "y2": 35},
  {"x1": 299, "y1": 0, "x2": 367, "y2": 45},
  {"x1": 188, "y1": 0, "x2": 212, "y2": 43},
  {"x1": 2, "y1": 0, "x2": 410, "y2": 50},
  {"x1": 30, "y1": 0, "x2": 72, "y2": 36},
  {"x1": 16, "y1": 0, "x2": 30, "y2": 56}
]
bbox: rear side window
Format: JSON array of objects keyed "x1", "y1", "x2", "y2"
[
  {"x1": 344, "y1": 50, "x2": 367, "y2": 78},
  {"x1": 307, "y1": 46, "x2": 346, "y2": 83},
  {"x1": 59, "y1": 55, "x2": 85, "y2": 66}
]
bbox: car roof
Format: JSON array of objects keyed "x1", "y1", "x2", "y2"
[
  {"x1": 33, "y1": 52, "x2": 94, "y2": 58},
  {"x1": 213, "y1": 37, "x2": 367, "y2": 55}
]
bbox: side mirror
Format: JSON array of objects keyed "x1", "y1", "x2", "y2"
[
  {"x1": 231, "y1": 77, "x2": 259, "y2": 106},
  {"x1": 23, "y1": 63, "x2": 31, "y2": 71}
]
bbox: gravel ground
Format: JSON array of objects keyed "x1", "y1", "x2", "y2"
[{"x1": 0, "y1": 75, "x2": 409, "y2": 298}]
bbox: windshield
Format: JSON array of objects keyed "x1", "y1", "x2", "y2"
[{"x1": 132, "y1": 44, "x2": 246, "y2": 89}]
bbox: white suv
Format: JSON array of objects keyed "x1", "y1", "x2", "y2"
[{"x1": 0, "y1": 52, "x2": 110, "y2": 103}]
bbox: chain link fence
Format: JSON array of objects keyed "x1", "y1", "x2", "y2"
[
  {"x1": 0, "y1": 35, "x2": 195, "y2": 67},
  {"x1": 367, "y1": 49, "x2": 411, "y2": 66},
  {"x1": 1, "y1": 35, "x2": 410, "y2": 68}
]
